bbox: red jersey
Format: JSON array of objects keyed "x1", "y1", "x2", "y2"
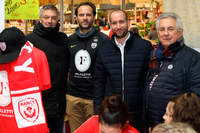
[
  {"x1": 0, "y1": 41, "x2": 51, "y2": 133},
  {"x1": 74, "y1": 115, "x2": 140, "y2": 133}
]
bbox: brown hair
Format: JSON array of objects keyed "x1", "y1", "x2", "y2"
[
  {"x1": 109, "y1": 9, "x2": 128, "y2": 23},
  {"x1": 171, "y1": 92, "x2": 200, "y2": 132},
  {"x1": 75, "y1": 2, "x2": 96, "y2": 16},
  {"x1": 98, "y1": 94, "x2": 129, "y2": 128}
]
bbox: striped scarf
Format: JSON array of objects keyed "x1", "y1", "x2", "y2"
[{"x1": 149, "y1": 37, "x2": 184, "y2": 74}]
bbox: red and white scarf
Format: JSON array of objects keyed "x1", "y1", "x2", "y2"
[{"x1": 0, "y1": 41, "x2": 50, "y2": 133}]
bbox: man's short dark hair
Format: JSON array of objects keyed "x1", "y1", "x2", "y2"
[{"x1": 75, "y1": 2, "x2": 96, "y2": 16}]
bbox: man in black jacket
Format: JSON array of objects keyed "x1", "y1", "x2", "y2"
[
  {"x1": 66, "y1": 2, "x2": 109, "y2": 133},
  {"x1": 145, "y1": 12, "x2": 200, "y2": 130},
  {"x1": 27, "y1": 4, "x2": 70, "y2": 133},
  {"x1": 94, "y1": 9, "x2": 152, "y2": 132}
]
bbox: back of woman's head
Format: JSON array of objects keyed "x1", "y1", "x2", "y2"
[
  {"x1": 152, "y1": 122, "x2": 197, "y2": 133},
  {"x1": 98, "y1": 94, "x2": 129, "y2": 128},
  {"x1": 172, "y1": 92, "x2": 200, "y2": 132}
]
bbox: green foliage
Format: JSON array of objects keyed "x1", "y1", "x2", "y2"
[
  {"x1": 138, "y1": 21, "x2": 155, "y2": 37},
  {"x1": 138, "y1": 25, "x2": 144, "y2": 30},
  {"x1": 139, "y1": 31, "x2": 147, "y2": 37},
  {"x1": 146, "y1": 22, "x2": 154, "y2": 29}
]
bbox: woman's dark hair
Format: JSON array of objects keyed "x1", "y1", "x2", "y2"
[
  {"x1": 172, "y1": 92, "x2": 200, "y2": 132},
  {"x1": 98, "y1": 94, "x2": 129, "y2": 128},
  {"x1": 75, "y1": 2, "x2": 96, "y2": 16}
]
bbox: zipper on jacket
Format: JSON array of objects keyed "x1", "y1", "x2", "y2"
[
  {"x1": 149, "y1": 74, "x2": 158, "y2": 91},
  {"x1": 122, "y1": 63, "x2": 125, "y2": 101},
  {"x1": 114, "y1": 34, "x2": 130, "y2": 102},
  {"x1": 116, "y1": 46, "x2": 125, "y2": 101},
  {"x1": 122, "y1": 49, "x2": 125, "y2": 101},
  {"x1": 148, "y1": 61, "x2": 163, "y2": 91}
]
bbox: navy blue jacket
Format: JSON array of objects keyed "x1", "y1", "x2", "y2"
[
  {"x1": 94, "y1": 31, "x2": 152, "y2": 118},
  {"x1": 145, "y1": 39, "x2": 200, "y2": 127}
]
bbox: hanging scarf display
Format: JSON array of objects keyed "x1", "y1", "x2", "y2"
[{"x1": 0, "y1": 41, "x2": 51, "y2": 133}]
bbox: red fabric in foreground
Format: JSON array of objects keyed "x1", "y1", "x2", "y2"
[{"x1": 74, "y1": 115, "x2": 140, "y2": 133}]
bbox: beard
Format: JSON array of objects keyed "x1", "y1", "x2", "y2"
[
  {"x1": 79, "y1": 20, "x2": 93, "y2": 30},
  {"x1": 114, "y1": 30, "x2": 129, "y2": 39}
]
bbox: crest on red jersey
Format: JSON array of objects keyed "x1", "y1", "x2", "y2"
[{"x1": 18, "y1": 98, "x2": 39, "y2": 122}]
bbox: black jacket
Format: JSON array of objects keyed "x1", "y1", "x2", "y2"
[
  {"x1": 26, "y1": 23, "x2": 70, "y2": 117},
  {"x1": 145, "y1": 38, "x2": 200, "y2": 127},
  {"x1": 67, "y1": 27, "x2": 109, "y2": 99},
  {"x1": 94, "y1": 31, "x2": 152, "y2": 119}
]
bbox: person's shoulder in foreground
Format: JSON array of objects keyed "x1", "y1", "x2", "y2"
[
  {"x1": 74, "y1": 115, "x2": 140, "y2": 133},
  {"x1": 122, "y1": 123, "x2": 140, "y2": 133},
  {"x1": 73, "y1": 115, "x2": 99, "y2": 133}
]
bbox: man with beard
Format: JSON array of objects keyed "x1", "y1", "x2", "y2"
[
  {"x1": 26, "y1": 4, "x2": 70, "y2": 133},
  {"x1": 66, "y1": 2, "x2": 108, "y2": 133},
  {"x1": 94, "y1": 9, "x2": 152, "y2": 132}
]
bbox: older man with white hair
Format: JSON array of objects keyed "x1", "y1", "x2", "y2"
[{"x1": 145, "y1": 12, "x2": 200, "y2": 130}]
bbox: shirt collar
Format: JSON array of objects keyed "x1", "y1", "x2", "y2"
[{"x1": 114, "y1": 32, "x2": 130, "y2": 48}]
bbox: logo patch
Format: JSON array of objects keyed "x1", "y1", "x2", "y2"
[
  {"x1": 93, "y1": 38, "x2": 98, "y2": 42},
  {"x1": 18, "y1": 98, "x2": 39, "y2": 122},
  {"x1": 75, "y1": 50, "x2": 91, "y2": 72},
  {"x1": 91, "y1": 43, "x2": 97, "y2": 49},
  {"x1": 0, "y1": 42, "x2": 6, "y2": 52},
  {"x1": 12, "y1": 92, "x2": 46, "y2": 128},
  {"x1": 168, "y1": 64, "x2": 173, "y2": 70},
  {"x1": 0, "y1": 71, "x2": 11, "y2": 107},
  {"x1": 70, "y1": 45, "x2": 77, "y2": 48}
]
